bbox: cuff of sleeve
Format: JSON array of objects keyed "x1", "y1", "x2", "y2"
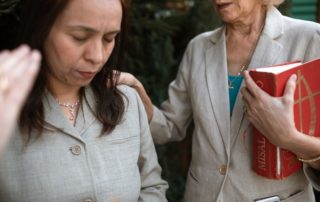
[{"x1": 149, "y1": 106, "x2": 166, "y2": 144}]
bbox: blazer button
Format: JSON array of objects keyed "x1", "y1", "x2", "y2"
[
  {"x1": 219, "y1": 165, "x2": 227, "y2": 175},
  {"x1": 70, "y1": 145, "x2": 81, "y2": 155}
]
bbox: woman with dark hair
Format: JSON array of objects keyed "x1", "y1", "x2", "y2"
[{"x1": 0, "y1": 0, "x2": 168, "y2": 201}]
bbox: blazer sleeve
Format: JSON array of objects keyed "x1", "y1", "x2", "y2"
[
  {"x1": 303, "y1": 28, "x2": 320, "y2": 190},
  {"x1": 150, "y1": 43, "x2": 193, "y2": 144},
  {"x1": 135, "y1": 90, "x2": 168, "y2": 202}
]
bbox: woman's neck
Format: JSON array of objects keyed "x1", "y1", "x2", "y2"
[
  {"x1": 47, "y1": 80, "x2": 80, "y2": 102},
  {"x1": 226, "y1": 5, "x2": 267, "y2": 38},
  {"x1": 225, "y1": 5, "x2": 267, "y2": 75},
  {"x1": 52, "y1": 90, "x2": 80, "y2": 103}
]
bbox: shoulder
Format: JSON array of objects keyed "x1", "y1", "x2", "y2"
[
  {"x1": 191, "y1": 29, "x2": 219, "y2": 42},
  {"x1": 116, "y1": 85, "x2": 149, "y2": 126},
  {"x1": 281, "y1": 16, "x2": 320, "y2": 52},
  {"x1": 270, "y1": 5, "x2": 320, "y2": 37},
  {"x1": 265, "y1": 6, "x2": 320, "y2": 40},
  {"x1": 184, "y1": 26, "x2": 223, "y2": 54},
  {"x1": 282, "y1": 16, "x2": 320, "y2": 35},
  {"x1": 116, "y1": 85, "x2": 142, "y2": 109},
  {"x1": 190, "y1": 27, "x2": 222, "y2": 44},
  {"x1": 117, "y1": 84, "x2": 136, "y2": 96},
  {"x1": 264, "y1": 7, "x2": 320, "y2": 61}
]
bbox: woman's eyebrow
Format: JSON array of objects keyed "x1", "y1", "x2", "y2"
[{"x1": 66, "y1": 25, "x2": 120, "y2": 35}]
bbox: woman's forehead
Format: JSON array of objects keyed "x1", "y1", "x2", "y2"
[{"x1": 55, "y1": 0, "x2": 123, "y2": 31}]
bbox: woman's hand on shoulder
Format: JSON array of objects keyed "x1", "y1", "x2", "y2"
[
  {"x1": 113, "y1": 71, "x2": 154, "y2": 121},
  {"x1": 117, "y1": 71, "x2": 139, "y2": 87}
]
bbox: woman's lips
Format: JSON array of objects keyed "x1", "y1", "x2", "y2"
[
  {"x1": 78, "y1": 71, "x2": 96, "y2": 79},
  {"x1": 217, "y1": 3, "x2": 232, "y2": 11}
]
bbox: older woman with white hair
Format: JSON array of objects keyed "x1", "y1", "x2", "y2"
[{"x1": 118, "y1": 0, "x2": 320, "y2": 201}]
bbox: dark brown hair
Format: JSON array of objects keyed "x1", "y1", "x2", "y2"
[{"x1": 17, "y1": 0, "x2": 129, "y2": 141}]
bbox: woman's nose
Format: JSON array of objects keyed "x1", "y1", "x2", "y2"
[{"x1": 84, "y1": 41, "x2": 105, "y2": 65}]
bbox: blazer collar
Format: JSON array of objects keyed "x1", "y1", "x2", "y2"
[
  {"x1": 209, "y1": 26, "x2": 225, "y2": 44},
  {"x1": 264, "y1": 6, "x2": 284, "y2": 40},
  {"x1": 43, "y1": 87, "x2": 97, "y2": 141},
  {"x1": 75, "y1": 87, "x2": 97, "y2": 136}
]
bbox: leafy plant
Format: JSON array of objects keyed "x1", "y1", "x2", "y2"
[{"x1": 0, "y1": 0, "x2": 20, "y2": 16}]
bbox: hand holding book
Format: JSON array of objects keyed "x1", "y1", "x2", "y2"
[
  {"x1": 241, "y1": 71, "x2": 298, "y2": 149},
  {"x1": 240, "y1": 59, "x2": 320, "y2": 179}
]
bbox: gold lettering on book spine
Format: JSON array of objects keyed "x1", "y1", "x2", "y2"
[{"x1": 295, "y1": 70, "x2": 318, "y2": 136}]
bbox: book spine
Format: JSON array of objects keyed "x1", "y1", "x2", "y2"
[
  {"x1": 251, "y1": 70, "x2": 304, "y2": 179},
  {"x1": 250, "y1": 71, "x2": 278, "y2": 179}
]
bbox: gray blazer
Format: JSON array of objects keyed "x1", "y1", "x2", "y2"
[
  {"x1": 0, "y1": 86, "x2": 168, "y2": 202},
  {"x1": 150, "y1": 7, "x2": 320, "y2": 202}
]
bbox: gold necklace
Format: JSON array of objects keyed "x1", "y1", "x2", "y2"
[
  {"x1": 228, "y1": 23, "x2": 265, "y2": 89},
  {"x1": 228, "y1": 73, "x2": 243, "y2": 89},
  {"x1": 56, "y1": 99, "x2": 80, "y2": 121}
]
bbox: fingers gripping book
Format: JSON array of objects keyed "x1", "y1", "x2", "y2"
[{"x1": 249, "y1": 58, "x2": 320, "y2": 179}]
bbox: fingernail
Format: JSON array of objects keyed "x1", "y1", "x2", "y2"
[
  {"x1": 17, "y1": 45, "x2": 30, "y2": 54},
  {"x1": 291, "y1": 74, "x2": 297, "y2": 81},
  {"x1": 31, "y1": 50, "x2": 41, "y2": 61}
]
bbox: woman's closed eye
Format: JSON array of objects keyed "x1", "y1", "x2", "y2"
[
  {"x1": 71, "y1": 35, "x2": 116, "y2": 44},
  {"x1": 72, "y1": 35, "x2": 88, "y2": 43},
  {"x1": 103, "y1": 37, "x2": 114, "y2": 43},
  {"x1": 103, "y1": 34, "x2": 118, "y2": 43}
]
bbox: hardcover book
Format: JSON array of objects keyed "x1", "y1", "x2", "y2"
[{"x1": 250, "y1": 58, "x2": 320, "y2": 179}]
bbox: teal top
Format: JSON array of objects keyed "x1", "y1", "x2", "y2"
[{"x1": 228, "y1": 75, "x2": 243, "y2": 116}]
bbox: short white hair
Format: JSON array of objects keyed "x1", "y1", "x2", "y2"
[{"x1": 262, "y1": 0, "x2": 285, "y2": 6}]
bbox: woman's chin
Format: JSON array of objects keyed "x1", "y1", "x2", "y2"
[{"x1": 220, "y1": 16, "x2": 238, "y2": 24}]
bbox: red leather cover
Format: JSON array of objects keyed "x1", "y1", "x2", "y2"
[{"x1": 250, "y1": 58, "x2": 320, "y2": 179}]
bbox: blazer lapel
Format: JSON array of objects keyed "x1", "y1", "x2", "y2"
[
  {"x1": 75, "y1": 87, "x2": 97, "y2": 136},
  {"x1": 205, "y1": 27, "x2": 231, "y2": 154},
  {"x1": 44, "y1": 88, "x2": 99, "y2": 140},
  {"x1": 230, "y1": 6, "x2": 284, "y2": 147},
  {"x1": 43, "y1": 92, "x2": 83, "y2": 141}
]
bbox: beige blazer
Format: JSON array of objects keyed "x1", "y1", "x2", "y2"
[
  {"x1": 0, "y1": 86, "x2": 168, "y2": 202},
  {"x1": 150, "y1": 7, "x2": 320, "y2": 202}
]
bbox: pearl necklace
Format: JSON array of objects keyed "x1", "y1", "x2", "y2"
[{"x1": 56, "y1": 99, "x2": 80, "y2": 121}]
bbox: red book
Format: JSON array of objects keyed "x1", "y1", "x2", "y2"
[{"x1": 250, "y1": 58, "x2": 320, "y2": 179}]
